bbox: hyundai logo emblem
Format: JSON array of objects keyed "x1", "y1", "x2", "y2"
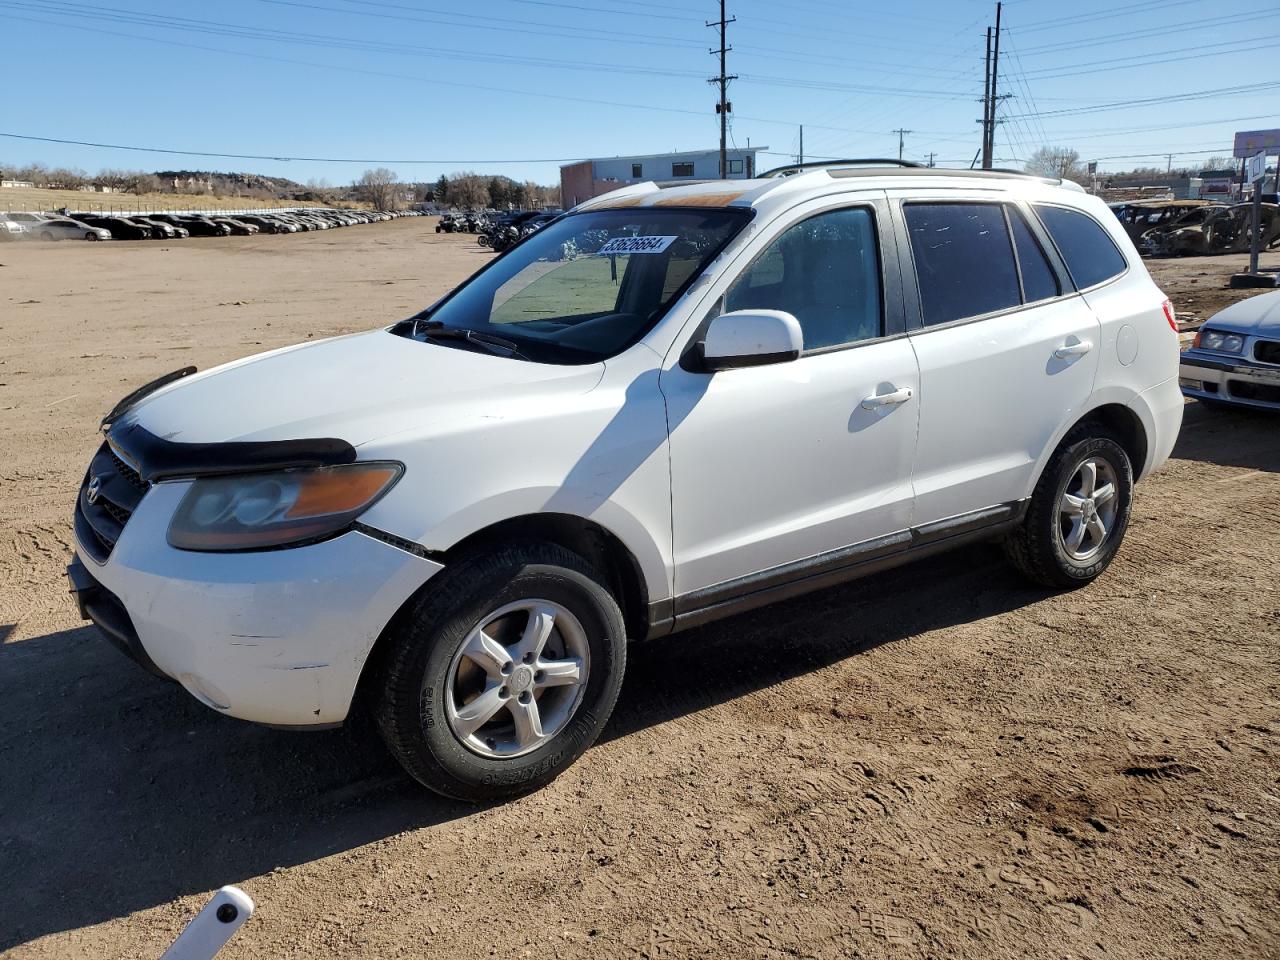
[{"x1": 86, "y1": 475, "x2": 102, "y2": 505}]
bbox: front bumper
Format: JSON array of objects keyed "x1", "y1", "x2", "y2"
[
  {"x1": 71, "y1": 480, "x2": 443, "y2": 726},
  {"x1": 1180, "y1": 351, "x2": 1280, "y2": 410}
]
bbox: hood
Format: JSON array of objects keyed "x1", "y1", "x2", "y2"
[
  {"x1": 1203, "y1": 291, "x2": 1280, "y2": 337},
  {"x1": 117, "y1": 329, "x2": 604, "y2": 447}
]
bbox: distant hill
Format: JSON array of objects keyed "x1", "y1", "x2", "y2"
[{"x1": 154, "y1": 170, "x2": 308, "y2": 194}]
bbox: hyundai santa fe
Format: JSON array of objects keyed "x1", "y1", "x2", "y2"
[{"x1": 67, "y1": 161, "x2": 1183, "y2": 801}]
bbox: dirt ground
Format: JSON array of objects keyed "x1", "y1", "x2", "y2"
[{"x1": 2, "y1": 222, "x2": 1278, "y2": 960}]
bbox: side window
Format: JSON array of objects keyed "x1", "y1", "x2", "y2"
[
  {"x1": 672, "y1": 162, "x2": 694, "y2": 177},
  {"x1": 905, "y1": 203, "x2": 1020, "y2": 326},
  {"x1": 724, "y1": 207, "x2": 882, "y2": 350},
  {"x1": 1033, "y1": 204, "x2": 1127, "y2": 289},
  {"x1": 631, "y1": 163, "x2": 642, "y2": 178},
  {"x1": 1008, "y1": 207, "x2": 1060, "y2": 304}
]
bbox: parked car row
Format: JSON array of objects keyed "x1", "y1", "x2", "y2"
[
  {"x1": 1108, "y1": 199, "x2": 1280, "y2": 257},
  {"x1": 437, "y1": 209, "x2": 561, "y2": 240},
  {"x1": 0, "y1": 207, "x2": 425, "y2": 242}
]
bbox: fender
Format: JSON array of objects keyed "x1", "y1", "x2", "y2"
[{"x1": 1024, "y1": 384, "x2": 1151, "y2": 496}]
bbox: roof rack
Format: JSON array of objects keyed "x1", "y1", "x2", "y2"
[{"x1": 759, "y1": 158, "x2": 924, "y2": 178}]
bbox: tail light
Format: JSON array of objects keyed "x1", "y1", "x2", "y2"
[{"x1": 1161, "y1": 299, "x2": 1177, "y2": 332}]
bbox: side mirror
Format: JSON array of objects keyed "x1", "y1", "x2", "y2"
[{"x1": 698, "y1": 310, "x2": 803, "y2": 371}]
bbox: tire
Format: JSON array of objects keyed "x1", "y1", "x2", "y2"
[
  {"x1": 86, "y1": 232, "x2": 100, "y2": 241},
  {"x1": 40, "y1": 231, "x2": 53, "y2": 241},
  {"x1": 375, "y1": 542, "x2": 626, "y2": 802},
  {"x1": 1003, "y1": 425, "x2": 1134, "y2": 589}
]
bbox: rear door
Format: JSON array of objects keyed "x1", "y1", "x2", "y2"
[{"x1": 892, "y1": 194, "x2": 1101, "y2": 524}]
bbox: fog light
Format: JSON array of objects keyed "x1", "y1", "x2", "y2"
[{"x1": 1179, "y1": 378, "x2": 1202, "y2": 390}]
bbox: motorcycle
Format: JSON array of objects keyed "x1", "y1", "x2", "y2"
[{"x1": 488, "y1": 224, "x2": 521, "y2": 253}]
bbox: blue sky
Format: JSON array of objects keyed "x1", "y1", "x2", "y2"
[{"x1": 1, "y1": 0, "x2": 1275, "y2": 185}]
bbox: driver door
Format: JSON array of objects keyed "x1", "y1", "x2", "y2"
[{"x1": 659, "y1": 197, "x2": 920, "y2": 619}]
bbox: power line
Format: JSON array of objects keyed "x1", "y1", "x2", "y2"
[
  {"x1": 1016, "y1": 9, "x2": 1278, "y2": 55},
  {"x1": 0, "y1": 2, "x2": 980, "y2": 103},
  {"x1": 0, "y1": 130, "x2": 584, "y2": 164},
  {"x1": 1011, "y1": 0, "x2": 1205, "y2": 33},
  {"x1": 1004, "y1": 81, "x2": 1280, "y2": 121},
  {"x1": 1020, "y1": 35, "x2": 1280, "y2": 81}
]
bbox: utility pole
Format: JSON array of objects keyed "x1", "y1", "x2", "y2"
[
  {"x1": 981, "y1": 26, "x2": 993, "y2": 169},
  {"x1": 1167, "y1": 153, "x2": 1173, "y2": 173},
  {"x1": 927, "y1": 151, "x2": 936, "y2": 168},
  {"x1": 893, "y1": 128, "x2": 913, "y2": 162},
  {"x1": 799, "y1": 124, "x2": 804, "y2": 165},
  {"x1": 988, "y1": 2, "x2": 1002, "y2": 169},
  {"x1": 707, "y1": 0, "x2": 737, "y2": 179}
]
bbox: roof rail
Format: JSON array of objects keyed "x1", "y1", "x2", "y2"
[{"x1": 759, "y1": 158, "x2": 924, "y2": 178}]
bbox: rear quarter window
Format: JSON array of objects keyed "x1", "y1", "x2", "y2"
[{"x1": 1034, "y1": 204, "x2": 1128, "y2": 290}]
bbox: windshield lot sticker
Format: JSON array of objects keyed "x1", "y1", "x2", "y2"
[{"x1": 597, "y1": 235, "x2": 677, "y2": 255}]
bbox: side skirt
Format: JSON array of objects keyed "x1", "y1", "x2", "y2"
[{"x1": 646, "y1": 500, "x2": 1027, "y2": 638}]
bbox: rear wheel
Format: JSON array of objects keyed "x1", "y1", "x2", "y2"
[
  {"x1": 375, "y1": 542, "x2": 626, "y2": 802},
  {"x1": 40, "y1": 230, "x2": 53, "y2": 241},
  {"x1": 1004, "y1": 425, "x2": 1134, "y2": 588}
]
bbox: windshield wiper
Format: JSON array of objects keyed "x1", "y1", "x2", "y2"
[{"x1": 414, "y1": 320, "x2": 529, "y2": 360}]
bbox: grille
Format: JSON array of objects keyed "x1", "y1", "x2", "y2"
[
  {"x1": 76, "y1": 441, "x2": 149, "y2": 562},
  {"x1": 1254, "y1": 340, "x2": 1280, "y2": 366},
  {"x1": 1227, "y1": 380, "x2": 1280, "y2": 406}
]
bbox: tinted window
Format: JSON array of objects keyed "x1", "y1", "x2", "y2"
[
  {"x1": 905, "y1": 203, "x2": 1020, "y2": 325},
  {"x1": 1008, "y1": 207, "x2": 1060, "y2": 303},
  {"x1": 1034, "y1": 204, "x2": 1127, "y2": 289},
  {"x1": 724, "y1": 207, "x2": 882, "y2": 350}
]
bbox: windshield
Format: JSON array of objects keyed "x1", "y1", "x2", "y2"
[{"x1": 398, "y1": 207, "x2": 751, "y2": 363}]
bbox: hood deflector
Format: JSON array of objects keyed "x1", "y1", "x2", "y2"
[{"x1": 108, "y1": 420, "x2": 357, "y2": 483}]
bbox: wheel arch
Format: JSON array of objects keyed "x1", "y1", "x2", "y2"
[
  {"x1": 348, "y1": 512, "x2": 653, "y2": 723},
  {"x1": 1075, "y1": 403, "x2": 1148, "y2": 479},
  {"x1": 1031, "y1": 399, "x2": 1149, "y2": 494}
]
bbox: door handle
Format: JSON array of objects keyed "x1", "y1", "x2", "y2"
[
  {"x1": 1053, "y1": 339, "x2": 1093, "y2": 360},
  {"x1": 860, "y1": 386, "x2": 914, "y2": 410}
]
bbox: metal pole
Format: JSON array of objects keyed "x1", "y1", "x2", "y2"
[
  {"x1": 707, "y1": 0, "x2": 736, "y2": 179},
  {"x1": 893, "y1": 128, "x2": 913, "y2": 162},
  {"x1": 1249, "y1": 157, "x2": 1263, "y2": 275},
  {"x1": 989, "y1": 2, "x2": 1002, "y2": 169},
  {"x1": 799, "y1": 124, "x2": 803, "y2": 166},
  {"x1": 982, "y1": 27, "x2": 993, "y2": 170}
]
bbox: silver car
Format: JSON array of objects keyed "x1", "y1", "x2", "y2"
[
  {"x1": 1180, "y1": 291, "x2": 1280, "y2": 410},
  {"x1": 24, "y1": 216, "x2": 112, "y2": 241},
  {"x1": 0, "y1": 216, "x2": 25, "y2": 241}
]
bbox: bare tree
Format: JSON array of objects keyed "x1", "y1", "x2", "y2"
[
  {"x1": 1025, "y1": 146, "x2": 1086, "y2": 183},
  {"x1": 357, "y1": 167, "x2": 401, "y2": 211},
  {"x1": 134, "y1": 173, "x2": 162, "y2": 194},
  {"x1": 445, "y1": 171, "x2": 489, "y2": 210}
]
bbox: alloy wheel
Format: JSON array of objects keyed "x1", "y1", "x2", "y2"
[
  {"x1": 1058, "y1": 456, "x2": 1119, "y2": 561},
  {"x1": 444, "y1": 599, "x2": 590, "y2": 759}
]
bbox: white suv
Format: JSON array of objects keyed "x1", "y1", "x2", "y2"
[{"x1": 68, "y1": 162, "x2": 1183, "y2": 801}]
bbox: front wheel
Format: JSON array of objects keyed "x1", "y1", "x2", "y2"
[
  {"x1": 375, "y1": 543, "x2": 626, "y2": 802},
  {"x1": 1004, "y1": 426, "x2": 1134, "y2": 588}
]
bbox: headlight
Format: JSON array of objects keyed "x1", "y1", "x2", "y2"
[
  {"x1": 1193, "y1": 329, "x2": 1246, "y2": 354},
  {"x1": 167, "y1": 462, "x2": 402, "y2": 551}
]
